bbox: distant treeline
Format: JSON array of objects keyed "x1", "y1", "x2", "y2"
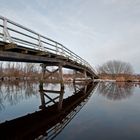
[
  {"x1": 0, "y1": 62, "x2": 41, "y2": 80},
  {"x1": 0, "y1": 62, "x2": 84, "y2": 81}
]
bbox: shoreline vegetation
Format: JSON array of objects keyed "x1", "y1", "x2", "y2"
[
  {"x1": 0, "y1": 62, "x2": 85, "y2": 82},
  {"x1": 0, "y1": 60, "x2": 139, "y2": 82},
  {"x1": 98, "y1": 74, "x2": 140, "y2": 82},
  {"x1": 97, "y1": 60, "x2": 139, "y2": 82},
  {"x1": 1, "y1": 73, "x2": 140, "y2": 83}
]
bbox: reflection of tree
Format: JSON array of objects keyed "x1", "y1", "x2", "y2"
[
  {"x1": 0, "y1": 92, "x2": 4, "y2": 111},
  {"x1": 24, "y1": 82, "x2": 38, "y2": 98},
  {"x1": 0, "y1": 81, "x2": 38, "y2": 111},
  {"x1": 98, "y1": 82, "x2": 135, "y2": 100}
]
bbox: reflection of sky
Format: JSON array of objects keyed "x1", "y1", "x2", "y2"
[
  {"x1": 0, "y1": 81, "x2": 83, "y2": 123},
  {"x1": 55, "y1": 83, "x2": 140, "y2": 140},
  {"x1": 0, "y1": 82, "x2": 40, "y2": 123}
]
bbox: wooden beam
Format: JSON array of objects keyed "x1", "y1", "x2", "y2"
[
  {"x1": 37, "y1": 51, "x2": 48, "y2": 56},
  {"x1": 42, "y1": 90, "x2": 61, "y2": 94},
  {"x1": 4, "y1": 43, "x2": 17, "y2": 50}
]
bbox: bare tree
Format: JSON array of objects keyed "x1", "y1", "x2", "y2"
[
  {"x1": 98, "y1": 60, "x2": 133, "y2": 75},
  {"x1": 0, "y1": 61, "x2": 41, "y2": 80}
]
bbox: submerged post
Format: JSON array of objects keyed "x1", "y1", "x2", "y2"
[
  {"x1": 73, "y1": 70, "x2": 77, "y2": 83},
  {"x1": 39, "y1": 64, "x2": 46, "y2": 90},
  {"x1": 57, "y1": 64, "x2": 64, "y2": 111},
  {"x1": 41, "y1": 64, "x2": 46, "y2": 81},
  {"x1": 58, "y1": 85, "x2": 64, "y2": 111},
  {"x1": 59, "y1": 64, "x2": 64, "y2": 89},
  {"x1": 39, "y1": 91, "x2": 46, "y2": 109},
  {"x1": 39, "y1": 64, "x2": 46, "y2": 109}
]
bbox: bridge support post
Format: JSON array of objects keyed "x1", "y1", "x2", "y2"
[
  {"x1": 41, "y1": 64, "x2": 46, "y2": 81},
  {"x1": 73, "y1": 70, "x2": 77, "y2": 84},
  {"x1": 39, "y1": 88, "x2": 64, "y2": 111},
  {"x1": 58, "y1": 85, "x2": 64, "y2": 111},
  {"x1": 39, "y1": 86, "x2": 64, "y2": 111},
  {"x1": 39, "y1": 90, "x2": 46, "y2": 110},
  {"x1": 39, "y1": 64, "x2": 46, "y2": 91},
  {"x1": 39, "y1": 63, "x2": 65, "y2": 111},
  {"x1": 58, "y1": 64, "x2": 64, "y2": 90},
  {"x1": 39, "y1": 63, "x2": 64, "y2": 91},
  {"x1": 83, "y1": 70, "x2": 87, "y2": 79}
]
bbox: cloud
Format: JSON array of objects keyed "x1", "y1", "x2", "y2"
[{"x1": 0, "y1": 0, "x2": 140, "y2": 72}]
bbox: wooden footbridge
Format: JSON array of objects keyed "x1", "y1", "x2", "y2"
[{"x1": 0, "y1": 16, "x2": 98, "y2": 82}]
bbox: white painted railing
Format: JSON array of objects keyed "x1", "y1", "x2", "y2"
[{"x1": 0, "y1": 16, "x2": 97, "y2": 75}]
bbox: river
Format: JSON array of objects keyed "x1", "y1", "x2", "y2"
[{"x1": 0, "y1": 81, "x2": 140, "y2": 140}]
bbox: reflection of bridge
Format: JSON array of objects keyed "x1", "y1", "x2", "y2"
[
  {"x1": 0, "y1": 16, "x2": 98, "y2": 83},
  {"x1": 0, "y1": 82, "x2": 98, "y2": 140}
]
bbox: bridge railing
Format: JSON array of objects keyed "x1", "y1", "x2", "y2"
[{"x1": 0, "y1": 16, "x2": 97, "y2": 75}]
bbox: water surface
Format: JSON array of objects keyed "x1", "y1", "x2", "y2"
[{"x1": 0, "y1": 81, "x2": 140, "y2": 140}]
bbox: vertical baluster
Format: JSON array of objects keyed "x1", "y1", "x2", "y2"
[
  {"x1": 38, "y1": 34, "x2": 42, "y2": 50},
  {"x1": 61, "y1": 45, "x2": 64, "y2": 56},
  {"x1": 56, "y1": 43, "x2": 58, "y2": 54},
  {"x1": 3, "y1": 18, "x2": 12, "y2": 42},
  {"x1": 68, "y1": 51, "x2": 71, "y2": 60},
  {"x1": 3, "y1": 18, "x2": 7, "y2": 42}
]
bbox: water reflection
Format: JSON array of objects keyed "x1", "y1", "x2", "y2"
[
  {"x1": 39, "y1": 85, "x2": 64, "y2": 111},
  {"x1": 0, "y1": 81, "x2": 98, "y2": 140},
  {"x1": 98, "y1": 82, "x2": 137, "y2": 100},
  {"x1": 0, "y1": 81, "x2": 39, "y2": 111}
]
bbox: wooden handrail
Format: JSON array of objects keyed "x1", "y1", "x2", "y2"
[{"x1": 0, "y1": 15, "x2": 97, "y2": 75}]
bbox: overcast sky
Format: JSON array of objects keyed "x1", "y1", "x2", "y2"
[{"x1": 0, "y1": 0, "x2": 140, "y2": 73}]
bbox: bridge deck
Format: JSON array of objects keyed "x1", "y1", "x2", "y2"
[{"x1": 0, "y1": 42, "x2": 93, "y2": 75}]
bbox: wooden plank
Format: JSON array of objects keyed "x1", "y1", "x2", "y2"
[
  {"x1": 42, "y1": 90, "x2": 61, "y2": 94},
  {"x1": 4, "y1": 43, "x2": 17, "y2": 50},
  {"x1": 36, "y1": 51, "x2": 48, "y2": 56}
]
